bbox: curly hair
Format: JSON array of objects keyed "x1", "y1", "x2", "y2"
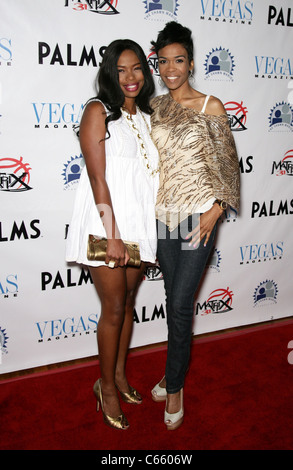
[{"x1": 151, "y1": 21, "x2": 194, "y2": 64}]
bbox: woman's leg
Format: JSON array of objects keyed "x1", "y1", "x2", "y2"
[
  {"x1": 158, "y1": 216, "x2": 217, "y2": 414},
  {"x1": 89, "y1": 265, "x2": 127, "y2": 418},
  {"x1": 156, "y1": 220, "x2": 182, "y2": 392},
  {"x1": 115, "y1": 262, "x2": 147, "y2": 393}
]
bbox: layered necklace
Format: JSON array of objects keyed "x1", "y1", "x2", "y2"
[{"x1": 120, "y1": 106, "x2": 159, "y2": 178}]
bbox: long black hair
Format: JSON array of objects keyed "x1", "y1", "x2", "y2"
[{"x1": 92, "y1": 39, "x2": 154, "y2": 138}]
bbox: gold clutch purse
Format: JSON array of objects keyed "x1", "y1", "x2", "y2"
[{"x1": 87, "y1": 235, "x2": 141, "y2": 267}]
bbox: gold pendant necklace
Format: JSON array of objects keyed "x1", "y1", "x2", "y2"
[{"x1": 121, "y1": 107, "x2": 159, "y2": 178}]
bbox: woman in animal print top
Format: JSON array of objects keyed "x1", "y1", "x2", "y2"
[{"x1": 150, "y1": 21, "x2": 240, "y2": 431}]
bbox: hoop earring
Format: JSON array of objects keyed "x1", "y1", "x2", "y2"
[
  {"x1": 158, "y1": 77, "x2": 165, "y2": 87},
  {"x1": 189, "y1": 70, "x2": 195, "y2": 83}
]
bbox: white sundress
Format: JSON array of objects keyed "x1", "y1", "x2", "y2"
[{"x1": 66, "y1": 99, "x2": 159, "y2": 267}]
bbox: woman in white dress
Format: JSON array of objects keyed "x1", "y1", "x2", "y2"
[{"x1": 66, "y1": 39, "x2": 159, "y2": 430}]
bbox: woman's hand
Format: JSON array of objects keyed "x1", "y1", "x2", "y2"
[
  {"x1": 105, "y1": 238, "x2": 130, "y2": 268},
  {"x1": 185, "y1": 204, "x2": 223, "y2": 248}
]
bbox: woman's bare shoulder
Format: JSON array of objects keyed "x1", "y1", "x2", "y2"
[
  {"x1": 83, "y1": 99, "x2": 106, "y2": 118},
  {"x1": 205, "y1": 95, "x2": 226, "y2": 116}
]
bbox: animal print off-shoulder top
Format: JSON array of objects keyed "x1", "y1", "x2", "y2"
[{"x1": 151, "y1": 93, "x2": 240, "y2": 231}]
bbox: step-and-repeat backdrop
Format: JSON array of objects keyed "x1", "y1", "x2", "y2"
[{"x1": 1, "y1": 0, "x2": 293, "y2": 373}]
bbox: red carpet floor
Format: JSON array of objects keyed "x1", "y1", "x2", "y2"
[{"x1": 1, "y1": 319, "x2": 293, "y2": 451}]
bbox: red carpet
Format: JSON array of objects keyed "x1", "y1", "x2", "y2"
[{"x1": 1, "y1": 319, "x2": 293, "y2": 451}]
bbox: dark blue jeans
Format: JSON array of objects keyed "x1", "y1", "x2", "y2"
[{"x1": 157, "y1": 214, "x2": 217, "y2": 394}]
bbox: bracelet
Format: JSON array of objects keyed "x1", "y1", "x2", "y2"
[{"x1": 213, "y1": 199, "x2": 227, "y2": 210}]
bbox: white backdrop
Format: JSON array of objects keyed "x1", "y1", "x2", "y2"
[{"x1": 1, "y1": 0, "x2": 293, "y2": 374}]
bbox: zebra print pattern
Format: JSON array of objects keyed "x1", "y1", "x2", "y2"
[{"x1": 151, "y1": 93, "x2": 240, "y2": 230}]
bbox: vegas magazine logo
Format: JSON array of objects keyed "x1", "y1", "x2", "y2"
[
  {"x1": 240, "y1": 241, "x2": 283, "y2": 265},
  {"x1": 199, "y1": 0, "x2": 253, "y2": 25},
  {"x1": 64, "y1": 0, "x2": 119, "y2": 14},
  {"x1": 32, "y1": 102, "x2": 84, "y2": 129},
  {"x1": 36, "y1": 314, "x2": 98, "y2": 343},
  {"x1": 255, "y1": 55, "x2": 293, "y2": 80},
  {"x1": 0, "y1": 274, "x2": 18, "y2": 298}
]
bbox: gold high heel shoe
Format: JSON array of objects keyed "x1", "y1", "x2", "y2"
[
  {"x1": 117, "y1": 385, "x2": 142, "y2": 405},
  {"x1": 93, "y1": 379, "x2": 129, "y2": 430}
]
